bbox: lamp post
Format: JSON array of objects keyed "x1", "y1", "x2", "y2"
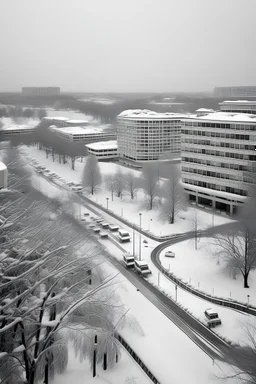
[
  {"x1": 139, "y1": 213, "x2": 142, "y2": 261},
  {"x1": 149, "y1": 218, "x2": 152, "y2": 232},
  {"x1": 247, "y1": 294, "x2": 250, "y2": 306},
  {"x1": 133, "y1": 225, "x2": 135, "y2": 257},
  {"x1": 106, "y1": 197, "x2": 109, "y2": 210}
]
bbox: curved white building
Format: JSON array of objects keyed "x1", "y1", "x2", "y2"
[{"x1": 117, "y1": 109, "x2": 184, "y2": 161}]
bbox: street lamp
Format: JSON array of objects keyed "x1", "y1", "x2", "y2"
[
  {"x1": 247, "y1": 294, "x2": 250, "y2": 306},
  {"x1": 133, "y1": 225, "x2": 135, "y2": 257},
  {"x1": 106, "y1": 197, "x2": 109, "y2": 210},
  {"x1": 149, "y1": 218, "x2": 152, "y2": 232},
  {"x1": 139, "y1": 213, "x2": 142, "y2": 261}
]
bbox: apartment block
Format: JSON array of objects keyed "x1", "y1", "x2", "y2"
[
  {"x1": 181, "y1": 112, "x2": 256, "y2": 214},
  {"x1": 117, "y1": 109, "x2": 184, "y2": 161},
  {"x1": 219, "y1": 100, "x2": 256, "y2": 114}
]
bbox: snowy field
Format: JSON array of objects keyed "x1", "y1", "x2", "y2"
[
  {"x1": 22, "y1": 145, "x2": 232, "y2": 237},
  {"x1": 160, "y1": 238, "x2": 256, "y2": 306},
  {"x1": 51, "y1": 345, "x2": 151, "y2": 384}
]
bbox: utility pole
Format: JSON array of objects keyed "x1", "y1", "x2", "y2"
[{"x1": 139, "y1": 213, "x2": 142, "y2": 261}]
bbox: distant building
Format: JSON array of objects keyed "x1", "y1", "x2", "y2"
[
  {"x1": 219, "y1": 100, "x2": 256, "y2": 114},
  {"x1": 214, "y1": 86, "x2": 256, "y2": 98},
  {"x1": 0, "y1": 162, "x2": 8, "y2": 189},
  {"x1": 51, "y1": 126, "x2": 116, "y2": 142},
  {"x1": 195, "y1": 108, "x2": 215, "y2": 116},
  {"x1": 86, "y1": 140, "x2": 118, "y2": 160},
  {"x1": 22, "y1": 87, "x2": 60, "y2": 96},
  {"x1": 117, "y1": 109, "x2": 184, "y2": 162},
  {"x1": 0, "y1": 126, "x2": 35, "y2": 136},
  {"x1": 181, "y1": 111, "x2": 256, "y2": 215},
  {"x1": 42, "y1": 117, "x2": 89, "y2": 128}
]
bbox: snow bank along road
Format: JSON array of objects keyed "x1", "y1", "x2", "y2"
[{"x1": 35, "y1": 172, "x2": 255, "y2": 374}]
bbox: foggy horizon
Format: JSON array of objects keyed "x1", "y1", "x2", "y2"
[{"x1": 1, "y1": 0, "x2": 255, "y2": 93}]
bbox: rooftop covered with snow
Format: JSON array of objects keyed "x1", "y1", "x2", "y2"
[
  {"x1": 65, "y1": 119, "x2": 89, "y2": 125},
  {"x1": 118, "y1": 109, "x2": 185, "y2": 120},
  {"x1": 220, "y1": 100, "x2": 256, "y2": 104},
  {"x1": 183, "y1": 111, "x2": 256, "y2": 123},
  {"x1": 43, "y1": 117, "x2": 69, "y2": 121},
  {"x1": 0, "y1": 162, "x2": 7, "y2": 171},
  {"x1": 196, "y1": 108, "x2": 215, "y2": 112},
  {"x1": 53, "y1": 126, "x2": 104, "y2": 135},
  {"x1": 85, "y1": 140, "x2": 117, "y2": 150}
]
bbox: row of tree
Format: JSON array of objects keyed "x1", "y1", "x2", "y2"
[
  {"x1": 0, "y1": 148, "x2": 142, "y2": 383},
  {"x1": 82, "y1": 157, "x2": 184, "y2": 224},
  {"x1": 0, "y1": 106, "x2": 47, "y2": 119}
]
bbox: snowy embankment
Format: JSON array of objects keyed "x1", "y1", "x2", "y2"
[
  {"x1": 0, "y1": 117, "x2": 39, "y2": 130},
  {"x1": 160, "y1": 238, "x2": 256, "y2": 307}
]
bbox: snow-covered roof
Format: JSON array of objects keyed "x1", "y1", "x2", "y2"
[
  {"x1": 220, "y1": 100, "x2": 256, "y2": 104},
  {"x1": 183, "y1": 111, "x2": 256, "y2": 123},
  {"x1": 135, "y1": 260, "x2": 149, "y2": 266},
  {"x1": 1, "y1": 125, "x2": 35, "y2": 131},
  {"x1": 65, "y1": 119, "x2": 89, "y2": 125},
  {"x1": 53, "y1": 126, "x2": 104, "y2": 135},
  {"x1": 85, "y1": 140, "x2": 117, "y2": 150},
  {"x1": 118, "y1": 109, "x2": 185, "y2": 120},
  {"x1": 0, "y1": 162, "x2": 7, "y2": 171},
  {"x1": 196, "y1": 108, "x2": 215, "y2": 112},
  {"x1": 43, "y1": 117, "x2": 69, "y2": 121}
]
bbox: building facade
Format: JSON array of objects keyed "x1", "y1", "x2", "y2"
[
  {"x1": 181, "y1": 112, "x2": 256, "y2": 214},
  {"x1": 219, "y1": 100, "x2": 256, "y2": 114},
  {"x1": 117, "y1": 109, "x2": 183, "y2": 161},
  {"x1": 86, "y1": 140, "x2": 118, "y2": 159},
  {"x1": 52, "y1": 126, "x2": 116, "y2": 142},
  {"x1": 214, "y1": 86, "x2": 256, "y2": 98},
  {"x1": 22, "y1": 87, "x2": 60, "y2": 96}
]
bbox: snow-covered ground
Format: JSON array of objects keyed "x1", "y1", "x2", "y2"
[
  {"x1": 51, "y1": 345, "x2": 151, "y2": 384},
  {"x1": 160, "y1": 238, "x2": 256, "y2": 306},
  {"x1": 0, "y1": 117, "x2": 39, "y2": 130},
  {"x1": 22, "y1": 145, "x2": 232, "y2": 237}
]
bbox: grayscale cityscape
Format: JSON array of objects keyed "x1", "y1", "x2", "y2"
[{"x1": 0, "y1": 1, "x2": 255, "y2": 384}]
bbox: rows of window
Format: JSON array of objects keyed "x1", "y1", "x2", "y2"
[
  {"x1": 181, "y1": 129, "x2": 252, "y2": 139},
  {"x1": 182, "y1": 121, "x2": 256, "y2": 130},
  {"x1": 181, "y1": 157, "x2": 250, "y2": 171},
  {"x1": 182, "y1": 138, "x2": 256, "y2": 150},
  {"x1": 182, "y1": 148, "x2": 256, "y2": 161},
  {"x1": 182, "y1": 178, "x2": 247, "y2": 196},
  {"x1": 182, "y1": 166, "x2": 244, "y2": 182}
]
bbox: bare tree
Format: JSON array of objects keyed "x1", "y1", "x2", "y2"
[
  {"x1": 124, "y1": 172, "x2": 138, "y2": 200},
  {"x1": 213, "y1": 223, "x2": 256, "y2": 288},
  {"x1": 105, "y1": 174, "x2": 115, "y2": 201},
  {"x1": 113, "y1": 169, "x2": 126, "y2": 198},
  {"x1": 190, "y1": 209, "x2": 201, "y2": 250},
  {"x1": 142, "y1": 164, "x2": 159, "y2": 210},
  {"x1": 161, "y1": 165, "x2": 184, "y2": 224},
  {"x1": 82, "y1": 156, "x2": 102, "y2": 195}
]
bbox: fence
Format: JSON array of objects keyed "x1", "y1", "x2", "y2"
[
  {"x1": 115, "y1": 333, "x2": 161, "y2": 384},
  {"x1": 151, "y1": 241, "x2": 256, "y2": 316}
]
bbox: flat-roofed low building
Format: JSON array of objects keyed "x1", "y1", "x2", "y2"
[
  {"x1": 52, "y1": 126, "x2": 116, "y2": 142},
  {"x1": 181, "y1": 111, "x2": 256, "y2": 215},
  {"x1": 195, "y1": 108, "x2": 215, "y2": 116},
  {"x1": 0, "y1": 126, "x2": 35, "y2": 136},
  {"x1": 42, "y1": 117, "x2": 70, "y2": 127},
  {"x1": 219, "y1": 100, "x2": 256, "y2": 114},
  {"x1": 86, "y1": 140, "x2": 118, "y2": 159},
  {"x1": 214, "y1": 86, "x2": 256, "y2": 98}
]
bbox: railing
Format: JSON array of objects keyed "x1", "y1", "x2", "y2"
[
  {"x1": 151, "y1": 240, "x2": 256, "y2": 316},
  {"x1": 115, "y1": 333, "x2": 161, "y2": 384}
]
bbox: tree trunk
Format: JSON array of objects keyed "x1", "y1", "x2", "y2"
[
  {"x1": 71, "y1": 158, "x2": 75, "y2": 170},
  {"x1": 103, "y1": 353, "x2": 107, "y2": 370},
  {"x1": 111, "y1": 191, "x2": 113, "y2": 201},
  {"x1": 44, "y1": 359, "x2": 49, "y2": 384},
  {"x1": 244, "y1": 272, "x2": 249, "y2": 288},
  {"x1": 59, "y1": 154, "x2": 61, "y2": 164}
]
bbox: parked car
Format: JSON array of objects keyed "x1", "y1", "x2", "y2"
[
  {"x1": 99, "y1": 231, "x2": 108, "y2": 239},
  {"x1": 165, "y1": 251, "x2": 175, "y2": 258},
  {"x1": 204, "y1": 308, "x2": 222, "y2": 328},
  {"x1": 93, "y1": 227, "x2": 101, "y2": 233}
]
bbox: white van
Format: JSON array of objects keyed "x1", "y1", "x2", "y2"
[{"x1": 204, "y1": 308, "x2": 222, "y2": 328}]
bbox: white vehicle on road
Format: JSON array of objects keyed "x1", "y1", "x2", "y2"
[
  {"x1": 134, "y1": 260, "x2": 151, "y2": 277},
  {"x1": 118, "y1": 229, "x2": 131, "y2": 242},
  {"x1": 123, "y1": 253, "x2": 135, "y2": 268}
]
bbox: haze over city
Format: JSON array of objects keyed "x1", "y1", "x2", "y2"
[{"x1": 1, "y1": 0, "x2": 256, "y2": 93}]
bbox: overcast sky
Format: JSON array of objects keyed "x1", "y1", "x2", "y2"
[{"x1": 0, "y1": 0, "x2": 255, "y2": 93}]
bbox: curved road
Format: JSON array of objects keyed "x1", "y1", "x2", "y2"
[{"x1": 36, "y1": 170, "x2": 255, "y2": 373}]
